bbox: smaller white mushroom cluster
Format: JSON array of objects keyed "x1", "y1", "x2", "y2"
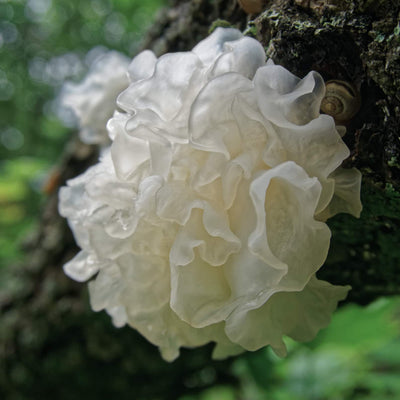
[
  {"x1": 60, "y1": 51, "x2": 130, "y2": 145},
  {"x1": 59, "y1": 28, "x2": 362, "y2": 361}
]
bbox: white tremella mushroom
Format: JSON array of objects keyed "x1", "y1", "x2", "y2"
[{"x1": 59, "y1": 28, "x2": 362, "y2": 361}]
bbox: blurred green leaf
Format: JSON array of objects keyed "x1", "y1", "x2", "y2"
[
  {"x1": 315, "y1": 298, "x2": 400, "y2": 353},
  {"x1": 370, "y1": 340, "x2": 400, "y2": 367},
  {"x1": 200, "y1": 386, "x2": 236, "y2": 400}
]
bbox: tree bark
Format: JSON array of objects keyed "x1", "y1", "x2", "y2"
[{"x1": 1, "y1": 0, "x2": 399, "y2": 398}]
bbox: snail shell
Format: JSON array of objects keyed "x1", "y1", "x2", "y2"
[
  {"x1": 238, "y1": 0, "x2": 264, "y2": 14},
  {"x1": 320, "y1": 80, "x2": 361, "y2": 124}
]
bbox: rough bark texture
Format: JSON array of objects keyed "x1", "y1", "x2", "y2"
[{"x1": 1, "y1": 0, "x2": 399, "y2": 398}]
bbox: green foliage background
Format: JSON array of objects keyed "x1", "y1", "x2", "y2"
[{"x1": 0, "y1": 0, "x2": 399, "y2": 399}]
